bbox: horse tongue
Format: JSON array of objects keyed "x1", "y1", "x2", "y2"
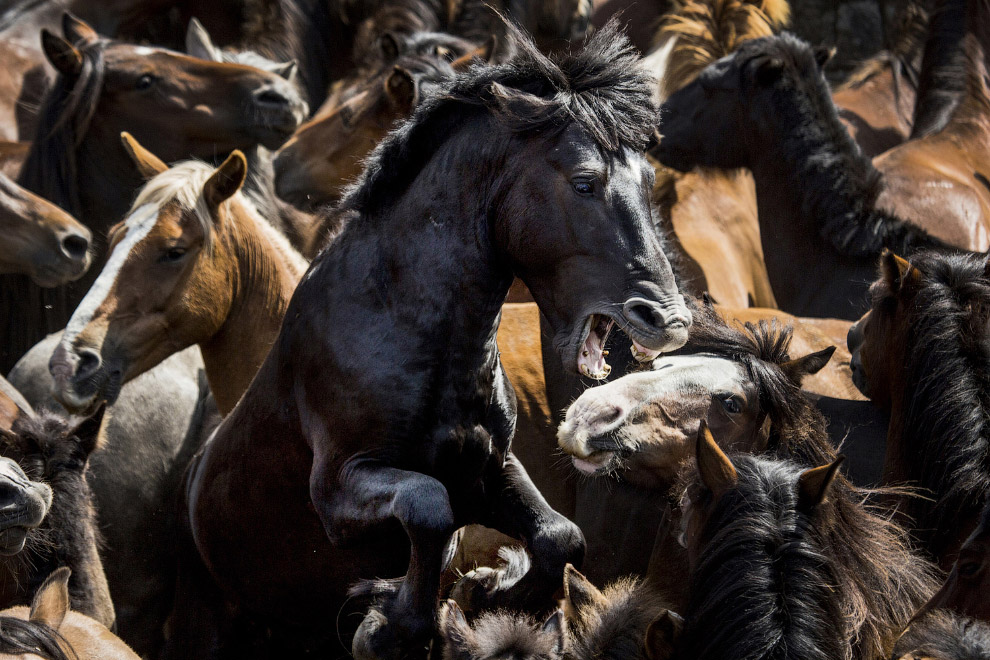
[
  {"x1": 630, "y1": 339, "x2": 661, "y2": 363},
  {"x1": 579, "y1": 328, "x2": 611, "y2": 380}
]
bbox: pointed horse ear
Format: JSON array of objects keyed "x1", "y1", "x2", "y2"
[
  {"x1": 42, "y1": 29, "x2": 83, "y2": 78},
  {"x1": 562, "y1": 564, "x2": 607, "y2": 621},
  {"x1": 696, "y1": 420, "x2": 737, "y2": 498},
  {"x1": 645, "y1": 609, "x2": 684, "y2": 660},
  {"x1": 185, "y1": 17, "x2": 223, "y2": 62},
  {"x1": 62, "y1": 12, "x2": 99, "y2": 45},
  {"x1": 440, "y1": 599, "x2": 474, "y2": 648},
  {"x1": 541, "y1": 609, "x2": 567, "y2": 654},
  {"x1": 451, "y1": 35, "x2": 498, "y2": 70},
  {"x1": 121, "y1": 132, "x2": 168, "y2": 179},
  {"x1": 798, "y1": 456, "x2": 844, "y2": 509},
  {"x1": 881, "y1": 249, "x2": 920, "y2": 293},
  {"x1": 203, "y1": 151, "x2": 247, "y2": 209},
  {"x1": 813, "y1": 45, "x2": 835, "y2": 69},
  {"x1": 69, "y1": 402, "x2": 108, "y2": 459},
  {"x1": 30, "y1": 566, "x2": 71, "y2": 630},
  {"x1": 385, "y1": 67, "x2": 416, "y2": 113},
  {"x1": 780, "y1": 346, "x2": 836, "y2": 384}
]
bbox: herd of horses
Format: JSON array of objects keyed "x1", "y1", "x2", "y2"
[{"x1": 1, "y1": 0, "x2": 990, "y2": 658}]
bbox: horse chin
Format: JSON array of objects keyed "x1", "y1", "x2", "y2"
[{"x1": 0, "y1": 528, "x2": 29, "y2": 556}]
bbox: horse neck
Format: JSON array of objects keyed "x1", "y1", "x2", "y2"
[
  {"x1": 200, "y1": 200, "x2": 305, "y2": 415},
  {"x1": 912, "y1": 0, "x2": 969, "y2": 138}
]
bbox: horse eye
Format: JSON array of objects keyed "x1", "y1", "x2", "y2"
[
  {"x1": 571, "y1": 180, "x2": 594, "y2": 197},
  {"x1": 136, "y1": 74, "x2": 155, "y2": 91},
  {"x1": 958, "y1": 561, "x2": 981, "y2": 578},
  {"x1": 160, "y1": 247, "x2": 187, "y2": 263},
  {"x1": 721, "y1": 394, "x2": 742, "y2": 414}
]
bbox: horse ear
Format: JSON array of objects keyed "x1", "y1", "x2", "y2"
[
  {"x1": 203, "y1": 151, "x2": 247, "y2": 209},
  {"x1": 69, "y1": 402, "x2": 108, "y2": 458},
  {"x1": 29, "y1": 566, "x2": 71, "y2": 630},
  {"x1": 753, "y1": 57, "x2": 784, "y2": 85},
  {"x1": 813, "y1": 46, "x2": 835, "y2": 69},
  {"x1": 440, "y1": 599, "x2": 474, "y2": 648},
  {"x1": 645, "y1": 609, "x2": 684, "y2": 660},
  {"x1": 385, "y1": 67, "x2": 416, "y2": 113},
  {"x1": 42, "y1": 30, "x2": 83, "y2": 78},
  {"x1": 185, "y1": 17, "x2": 223, "y2": 62},
  {"x1": 881, "y1": 249, "x2": 920, "y2": 292},
  {"x1": 798, "y1": 456, "x2": 844, "y2": 509},
  {"x1": 0, "y1": 395, "x2": 21, "y2": 435},
  {"x1": 120, "y1": 132, "x2": 168, "y2": 179},
  {"x1": 696, "y1": 420, "x2": 737, "y2": 498},
  {"x1": 541, "y1": 609, "x2": 567, "y2": 654},
  {"x1": 451, "y1": 35, "x2": 498, "y2": 70},
  {"x1": 780, "y1": 346, "x2": 836, "y2": 383},
  {"x1": 62, "y1": 12, "x2": 98, "y2": 45},
  {"x1": 379, "y1": 32, "x2": 401, "y2": 61},
  {"x1": 562, "y1": 564, "x2": 607, "y2": 621}
]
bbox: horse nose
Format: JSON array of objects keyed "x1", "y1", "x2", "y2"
[
  {"x1": 623, "y1": 297, "x2": 690, "y2": 332},
  {"x1": 59, "y1": 231, "x2": 90, "y2": 261},
  {"x1": 253, "y1": 87, "x2": 293, "y2": 109},
  {"x1": 0, "y1": 479, "x2": 23, "y2": 511},
  {"x1": 75, "y1": 348, "x2": 103, "y2": 383}
]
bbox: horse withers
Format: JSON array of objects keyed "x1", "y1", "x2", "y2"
[{"x1": 166, "y1": 21, "x2": 691, "y2": 660}]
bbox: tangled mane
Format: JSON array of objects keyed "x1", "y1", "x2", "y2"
[
  {"x1": 677, "y1": 453, "x2": 937, "y2": 660},
  {"x1": 889, "y1": 250, "x2": 990, "y2": 558},
  {"x1": 17, "y1": 36, "x2": 107, "y2": 217},
  {"x1": 656, "y1": 0, "x2": 788, "y2": 93},
  {"x1": 893, "y1": 609, "x2": 990, "y2": 660},
  {"x1": 442, "y1": 610, "x2": 563, "y2": 660},
  {"x1": 342, "y1": 18, "x2": 658, "y2": 216}
]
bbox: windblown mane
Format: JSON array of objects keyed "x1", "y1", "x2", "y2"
[
  {"x1": 893, "y1": 250, "x2": 990, "y2": 558},
  {"x1": 737, "y1": 34, "x2": 947, "y2": 258},
  {"x1": 677, "y1": 453, "x2": 937, "y2": 660},
  {"x1": 656, "y1": 0, "x2": 787, "y2": 92},
  {"x1": 341, "y1": 19, "x2": 658, "y2": 217}
]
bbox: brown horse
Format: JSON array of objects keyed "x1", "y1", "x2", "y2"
[
  {"x1": 646, "y1": 0, "x2": 787, "y2": 309},
  {"x1": 0, "y1": 567, "x2": 140, "y2": 660},
  {"x1": 0, "y1": 39, "x2": 50, "y2": 142},
  {"x1": 50, "y1": 134, "x2": 306, "y2": 417},
  {"x1": 847, "y1": 249, "x2": 990, "y2": 567},
  {"x1": 674, "y1": 422, "x2": 936, "y2": 660},
  {"x1": 1, "y1": 12, "x2": 307, "y2": 374},
  {"x1": 166, "y1": 23, "x2": 689, "y2": 659},
  {"x1": 274, "y1": 41, "x2": 487, "y2": 218},
  {"x1": 923, "y1": 500, "x2": 990, "y2": 623},
  {"x1": 0, "y1": 173, "x2": 90, "y2": 287}
]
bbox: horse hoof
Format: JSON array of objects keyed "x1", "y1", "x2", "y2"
[{"x1": 352, "y1": 608, "x2": 430, "y2": 660}]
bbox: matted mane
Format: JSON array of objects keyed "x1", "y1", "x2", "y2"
[
  {"x1": 17, "y1": 36, "x2": 108, "y2": 216},
  {"x1": 342, "y1": 18, "x2": 658, "y2": 217},
  {"x1": 893, "y1": 249, "x2": 990, "y2": 557},
  {"x1": 656, "y1": 0, "x2": 788, "y2": 92}
]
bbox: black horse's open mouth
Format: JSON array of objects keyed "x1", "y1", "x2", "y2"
[{"x1": 575, "y1": 313, "x2": 673, "y2": 380}]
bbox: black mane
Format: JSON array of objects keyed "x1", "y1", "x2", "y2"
[
  {"x1": 342, "y1": 19, "x2": 658, "y2": 217},
  {"x1": 0, "y1": 616, "x2": 73, "y2": 660},
  {"x1": 911, "y1": 0, "x2": 974, "y2": 138},
  {"x1": 894, "y1": 609, "x2": 990, "y2": 660},
  {"x1": 895, "y1": 250, "x2": 990, "y2": 557},
  {"x1": 738, "y1": 33, "x2": 949, "y2": 258}
]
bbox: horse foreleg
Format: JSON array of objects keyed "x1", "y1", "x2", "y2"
[
  {"x1": 458, "y1": 451, "x2": 585, "y2": 613},
  {"x1": 312, "y1": 459, "x2": 458, "y2": 660}
]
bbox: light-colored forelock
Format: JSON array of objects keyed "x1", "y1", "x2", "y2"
[{"x1": 128, "y1": 160, "x2": 221, "y2": 251}]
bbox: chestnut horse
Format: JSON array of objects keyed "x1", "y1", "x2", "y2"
[
  {"x1": 0, "y1": 173, "x2": 90, "y2": 287},
  {"x1": 1, "y1": 13, "x2": 306, "y2": 373},
  {"x1": 165, "y1": 23, "x2": 690, "y2": 659},
  {"x1": 647, "y1": 0, "x2": 783, "y2": 309},
  {"x1": 655, "y1": 33, "x2": 951, "y2": 319},
  {"x1": 51, "y1": 134, "x2": 306, "y2": 417},
  {"x1": 674, "y1": 424, "x2": 936, "y2": 660},
  {"x1": 0, "y1": 567, "x2": 140, "y2": 660},
  {"x1": 847, "y1": 249, "x2": 990, "y2": 568}
]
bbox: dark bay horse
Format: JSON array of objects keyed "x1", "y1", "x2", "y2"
[
  {"x1": 0, "y1": 173, "x2": 90, "y2": 286},
  {"x1": 674, "y1": 423, "x2": 937, "y2": 660},
  {"x1": 923, "y1": 499, "x2": 990, "y2": 623},
  {"x1": 1, "y1": 13, "x2": 307, "y2": 373},
  {"x1": 169, "y1": 23, "x2": 691, "y2": 659},
  {"x1": 848, "y1": 249, "x2": 990, "y2": 567},
  {"x1": 655, "y1": 33, "x2": 950, "y2": 320}
]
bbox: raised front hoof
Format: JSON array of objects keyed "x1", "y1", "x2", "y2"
[{"x1": 352, "y1": 608, "x2": 431, "y2": 660}]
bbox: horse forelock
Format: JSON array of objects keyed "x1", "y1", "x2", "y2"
[{"x1": 342, "y1": 18, "x2": 658, "y2": 216}]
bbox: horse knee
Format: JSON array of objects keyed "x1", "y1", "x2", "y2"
[
  {"x1": 395, "y1": 479, "x2": 456, "y2": 539},
  {"x1": 532, "y1": 516, "x2": 585, "y2": 573}
]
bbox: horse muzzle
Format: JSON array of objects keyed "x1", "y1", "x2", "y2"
[
  {"x1": 0, "y1": 459, "x2": 52, "y2": 556},
  {"x1": 49, "y1": 343, "x2": 118, "y2": 415}
]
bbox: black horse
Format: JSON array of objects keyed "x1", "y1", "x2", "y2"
[{"x1": 167, "y1": 20, "x2": 691, "y2": 659}]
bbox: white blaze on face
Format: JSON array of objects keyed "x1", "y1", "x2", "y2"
[
  {"x1": 61, "y1": 204, "x2": 161, "y2": 345},
  {"x1": 558, "y1": 354, "x2": 746, "y2": 456}
]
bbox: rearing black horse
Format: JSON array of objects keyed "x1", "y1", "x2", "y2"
[{"x1": 168, "y1": 21, "x2": 691, "y2": 659}]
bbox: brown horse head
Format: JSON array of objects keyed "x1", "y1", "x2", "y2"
[
  {"x1": 273, "y1": 39, "x2": 493, "y2": 209},
  {"x1": 557, "y1": 304, "x2": 834, "y2": 487},
  {"x1": 847, "y1": 249, "x2": 921, "y2": 406},
  {"x1": 48, "y1": 134, "x2": 299, "y2": 414},
  {"x1": 0, "y1": 173, "x2": 90, "y2": 286}
]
